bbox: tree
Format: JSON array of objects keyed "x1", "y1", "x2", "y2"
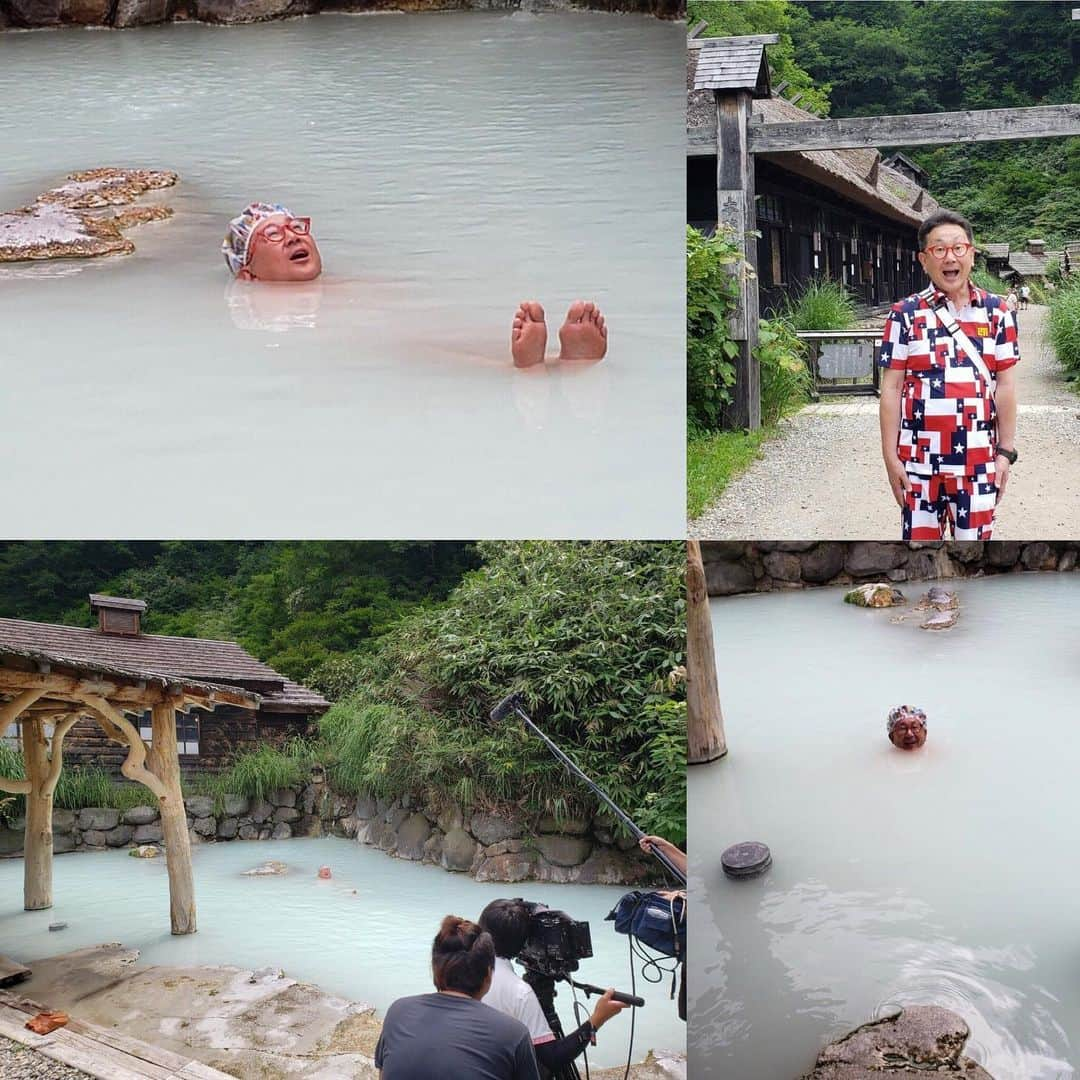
[{"x1": 687, "y1": 542, "x2": 726, "y2": 764}]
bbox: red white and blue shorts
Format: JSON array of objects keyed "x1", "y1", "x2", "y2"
[{"x1": 901, "y1": 470, "x2": 998, "y2": 540}]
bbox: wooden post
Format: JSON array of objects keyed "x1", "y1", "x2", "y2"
[
  {"x1": 687, "y1": 541, "x2": 727, "y2": 764},
  {"x1": 150, "y1": 702, "x2": 196, "y2": 935},
  {"x1": 716, "y1": 89, "x2": 761, "y2": 430},
  {"x1": 21, "y1": 718, "x2": 53, "y2": 911}
]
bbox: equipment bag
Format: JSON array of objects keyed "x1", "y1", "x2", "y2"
[{"x1": 606, "y1": 890, "x2": 686, "y2": 960}]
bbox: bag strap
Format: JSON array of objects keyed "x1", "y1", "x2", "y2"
[{"x1": 917, "y1": 285, "x2": 995, "y2": 390}]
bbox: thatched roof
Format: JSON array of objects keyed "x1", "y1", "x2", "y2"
[
  {"x1": 688, "y1": 42, "x2": 939, "y2": 229},
  {"x1": 1007, "y1": 251, "x2": 1050, "y2": 278},
  {"x1": 691, "y1": 35, "x2": 771, "y2": 98}
]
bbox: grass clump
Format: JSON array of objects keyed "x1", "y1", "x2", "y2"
[
  {"x1": 782, "y1": 279, "x2": 857, "y2": 332},
  {"x1": 212, "y1": 738, "x2": 316, "y2": 803},
  {"x1": 687, "y1": 427, "x2": 770, "y2": 518},
  {"x1": 1048, "y1": 278, "x2": 1080, "y2": 381}
]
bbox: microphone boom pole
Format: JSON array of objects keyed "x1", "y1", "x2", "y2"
[{"x1": 490, "y1": 692, "x2": 686, "y2": 886}]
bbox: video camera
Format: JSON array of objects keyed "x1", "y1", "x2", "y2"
[{"x1": 513, "y1": 900, "x2": 593, "y2": 978}]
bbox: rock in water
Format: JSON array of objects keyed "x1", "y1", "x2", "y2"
[
  {"x1": 800, "y1": 1005, "x2": 994, "y2": 1078},
  {"x1": 0, "y1": 168, "x2": 176, "y2": 263},
  {"x1": 843, "y1": 583, "x2": 905, "y2": 608},
  {"x1": 48, "y1": 922, "x2": 67, "y2": 932},
  {"x1": 921, "y1": 610, "x2": 958, "y2": 631},
  {"x1": 130, "y1": 844, "x2": 161, "y2": 858},
  {"x1": 925, "y1": 585, "x2": 959, "y2": 610},
  {"x1": 243, "y1": 860, "x2": 289, "y2": 876}
]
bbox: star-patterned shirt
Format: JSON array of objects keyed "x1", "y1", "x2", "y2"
[{"x1": 879, "y1": 282, "x2": 1019, "y2": 477}]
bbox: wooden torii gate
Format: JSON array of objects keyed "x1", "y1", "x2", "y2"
[
  {"x1": 692, "y1": 32, "x2": 1080, "y2": 429},
  {"x1": 0, "y1": 651, "x2": 258, "y2": 935}
]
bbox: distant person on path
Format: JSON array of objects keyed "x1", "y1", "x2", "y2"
[
  {"x1": 887, "y1": 705, "x2": 928, "y2": 751},
  {"x1": 375, "y1": 915, "x2": 540, "y2": 1080},
  {"x1": 1020, "y1": 283, "x2": 1031, "y2": 310},
  {"x1": 1006, "y1": 286, "x2": 1018, "y2": 315},
  {"x1": 222, "y1": 203, "x2": 322, "y2": 282},
  {"x1": 879, "y1": 210, "x2": 1019, "y2": 540}
]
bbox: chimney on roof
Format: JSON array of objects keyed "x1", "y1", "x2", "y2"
[
  {"x1": 89, "y1": 594, "x2": 146, "y2": 637},
  {"x1": 1027, "y1": 239, "x2": 1046, "y2": 257}
]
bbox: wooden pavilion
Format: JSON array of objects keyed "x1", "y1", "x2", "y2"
[{"x1": 0, "y1": 646, "x2": 259, "y2": 935}]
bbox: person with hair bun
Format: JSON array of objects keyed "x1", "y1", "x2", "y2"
[{"x1": 374, "y1": 915, "x2": 540, "y2": 1080}]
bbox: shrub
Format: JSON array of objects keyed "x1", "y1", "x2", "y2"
[
  {"x1": 782, "y1": 279, "x2": 857, "y2": 332},
  {"x1": 687, "y1": 226, "x2": 745, "y2": 432},
  {"x1": 757, "y1": 317, "x2": 814, "y2": 426},
  {"x1": 319, "y1": 542, "x2": 685, "y2": 840},
  {"x1": 1048, "y1": 277, "x2": 1080, "y2": 378},
  {"x1": 213, "y1": 738, "x2": 316, "y2": 802}
]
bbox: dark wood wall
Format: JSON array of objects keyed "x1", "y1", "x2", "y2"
[
  {"x1": 688, "y1": 155, "x2": 928, "y2": 315},
  {"x1": 62, "y1": 706, "x2": 314, "y2": 776}
]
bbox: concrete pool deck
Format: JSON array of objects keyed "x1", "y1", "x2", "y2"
[{"x1": 7, "y1": 945, "x2": 685, "y2": 1079}]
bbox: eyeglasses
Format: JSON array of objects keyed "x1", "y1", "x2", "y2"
[
  {"x1": 924, "y1": 242, "x2": 973, "y2": 260},
  {"x1": 257, "y1": 217, "x2": 311, "y2": 243}
]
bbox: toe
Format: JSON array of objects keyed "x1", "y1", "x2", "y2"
[
  {"x1": 566, "y1": 299, "x2": 586, "y2": 323},
  {"x1": 524, "y1": 300, "x2": 545, "y2": 323},
  {"x1": 582, "y1": 301, "x2": 596, "y2": 322}
]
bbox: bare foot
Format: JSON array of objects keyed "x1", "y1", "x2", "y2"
[
  {"x1": 511, "y1": 301, "x2": 547, "y2": 368},
  {"x1": 558, "y1": 300, "x2": 607, "y2": 361}
]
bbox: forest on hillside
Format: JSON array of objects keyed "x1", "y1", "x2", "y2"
[
  {"x1": 0, "y1": 542, "x2": 480, "y2": 688},
  {"x1": 688, "y1": 0, "x2": 1080, "y2": 247}
]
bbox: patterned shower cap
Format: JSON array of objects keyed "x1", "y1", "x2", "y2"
[
  {"x1": 222, "y1": 202, "x2": 293, "y2": 275},
  {"x1": 887, "y1": 705, "x2": 927, "y2": 734}
]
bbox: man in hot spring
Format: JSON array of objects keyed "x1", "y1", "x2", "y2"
[
  {"x1": 887, "y1": 705, "x2": 927, "y2": 751},
  {"x1": 222, "y1": 203, "x2": 607, "y2": 366}
]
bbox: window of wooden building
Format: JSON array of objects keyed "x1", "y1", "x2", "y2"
[{"x1": 138, "y1": 710, "x2": 201, "y2": 756}]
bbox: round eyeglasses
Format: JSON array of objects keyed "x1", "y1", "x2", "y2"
[
  {"x1": 924, "y1": 242, "x2": 973, "y2": 260},
  {"x1": 258, "y1": 217, "x2": 311, "y2": 243}
]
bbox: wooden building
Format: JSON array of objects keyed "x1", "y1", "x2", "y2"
[
  {"x1": 0, "y1": 595, "x2": 329, "y2": 775},
  {"x1": 687, "y1": 36, "x2": 940, "y2": 315}
]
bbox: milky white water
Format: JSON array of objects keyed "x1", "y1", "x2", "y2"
[
  {"x1": 0, "y1": 13, "x2": 684, "y2": 538},
  {"x1": 0, "y1": 836, "x2": 685, "y2": 1065},
  {"x1": 689, "y1": 573, "x2": 1080, "y2": 1079}
]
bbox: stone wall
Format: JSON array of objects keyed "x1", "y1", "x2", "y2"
[
  {"x1": 0, "y1": 780, "x2": 657, "y2": 884},
  {"x1": 0, "y1": 0, "x2": 681, "y2": 30},
  {"x1": 703, "y1": 541, "x2": 1080, "y2": 597}
]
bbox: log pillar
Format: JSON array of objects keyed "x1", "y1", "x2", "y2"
[
  {"x1": 688, "y1": 541, "x2": 727, "y2": 764},
  {"x1": 21, "y1": 718, "x2": 53, "y2": 910},
  {"x1": 150, "y1": 702, "x2": 196, "y2": 935},
  {"x1": 716, "y1": 88, "x2": 761, "y2": 430}
]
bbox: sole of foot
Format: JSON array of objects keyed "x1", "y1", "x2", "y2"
[
  {"x1": 511, "y1": 300, "x2": 548, "y2": 368},
  {"x1": 558, "y1": 300, "x2": 607, "y2": 362}
]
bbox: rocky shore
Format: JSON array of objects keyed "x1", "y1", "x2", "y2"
[
  {"x1": 0, "y1": 0, "x2": 682, "y2": 31},
  {"x1": 703, "y1": 540, "x2": 1080, "y2": 597},
  {"x1": 0, "y1": 779, "x2": 657, "y2": 884}
]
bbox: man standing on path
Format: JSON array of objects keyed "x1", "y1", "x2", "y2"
[{"x1": 879, "y1": 210, "x2": 1019, "y2": 540}]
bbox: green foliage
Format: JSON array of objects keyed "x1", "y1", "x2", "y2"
[
  {"x1": 212, "y1": 739, "x2": 316, "y2": 802},
  {"x1": 631, "y1": 701, "x2": 687, "y2": 848},
  {"x1": 318, "y1": 542, "x2": 686, "y2": 838},
  {"x1": 688, "y1": 0, "x2": 830, "y2": 115},
  {"x1": 756, "y1": 317, "x2": 814, "y2": 427},
  {"x1": 1048, "y1": 278, "x2": 1080, "y2": 379},
  {"x1": 687, "y1": 427, "x2": 772, "y2": 518},
  {"x1": 782, "y1": 279, "x2": 857, "y2": 332},
  {"x1": 687, "y1": 226, "x2": 744, "y2": 432}
]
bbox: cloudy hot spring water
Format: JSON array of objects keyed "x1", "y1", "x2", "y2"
[
  {"x1": 689, "y1": 573, "x2": 1080, "y2": 1079},
  {"x1": 0, "y1": 13, "x2": 683, "y2": 538},
  {"x1": 0, "y1": 836, "x2": 685, "y2": 1066}
]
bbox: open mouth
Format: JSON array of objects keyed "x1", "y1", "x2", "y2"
[
  {"x1": 941, "y1": 268, "x2": 961, "y2": 282},
  {"x1": 288, "y1": 247, "x2": 310, "y2": 263}
]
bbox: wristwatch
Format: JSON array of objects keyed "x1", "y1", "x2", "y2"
[{"x1": 996, "y1": 446, "x2": 1018, "y2": 464}]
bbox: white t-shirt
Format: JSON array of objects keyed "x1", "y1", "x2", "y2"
[{"x1": 482, "y1": 958, "x2": 556, "y2": 1045}]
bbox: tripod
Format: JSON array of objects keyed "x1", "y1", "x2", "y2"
[{"x1": 522, "y1": 967, "x2": 582, "y2": 1080}]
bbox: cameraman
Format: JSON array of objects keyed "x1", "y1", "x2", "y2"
[{"x1": 479, "y1": 899, "x2": 628, "y2": 1074}]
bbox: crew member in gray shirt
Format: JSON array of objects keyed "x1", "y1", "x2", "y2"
[{"x1": 375, "y1": 915, "x2": 540, "y2": 1080}]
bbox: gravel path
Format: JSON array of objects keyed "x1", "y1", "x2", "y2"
[
  {"x1": 690, "y1": 304, "x2": 1080, "y2": 539},
  {"x1": 0, "y1": 1035, "x2": 92, "y2": 1080}
]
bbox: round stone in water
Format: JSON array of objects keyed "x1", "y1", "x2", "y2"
[{"x1": 721, "y1": 841, "x2": 772, "y2": 879}]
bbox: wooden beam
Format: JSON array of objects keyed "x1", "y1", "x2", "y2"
[
  {"x1": 687, "y1": 542, "x2": 727, "y2": 765},
  {"x1": 148, "y1": 702, "x2": 196, "y2": 935},
  {"x1": 42, "y1": 715, "x2": 80, "y2": 798},
  {"x1": 748, "y1": 104, "x2": 1080, "y2": 154},
  {"x1": 0, "y1": 690, "x2": 44, "y2": 796},
  {"x1": 21, "y1": 718, "x2": 52, "y2": 911},
  {"x1": 0, "y1": 670, "x2": 256, "y2": 711},
  {"x1": 76, "y1": 695, "x2": 167, "y2": 800},
  {"x1": 716, "y1": 89, "x2": 761, "y2": 430}
]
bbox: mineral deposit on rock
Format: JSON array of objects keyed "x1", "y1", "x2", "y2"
[
  {"x1": 843, "y1": 583, "x2": 905, "y2": 608},
  {"x1": 0, "y1": 167, "x2": 176, "y2": 262}
]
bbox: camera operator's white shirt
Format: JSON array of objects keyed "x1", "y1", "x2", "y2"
[{"x1": 482, "y1": 958, "x2": 556, "y2": 1045}]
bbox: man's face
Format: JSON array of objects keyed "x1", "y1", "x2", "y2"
[
  {"x1": 889, "y1": 716, "x2": 927, "y2": 751},
  {"x1": 241, "y1": 214, "x2": 322, "y2": 282},
  {"x1": 917, "y1": 223, "x2": 974, "y2": 297}
]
